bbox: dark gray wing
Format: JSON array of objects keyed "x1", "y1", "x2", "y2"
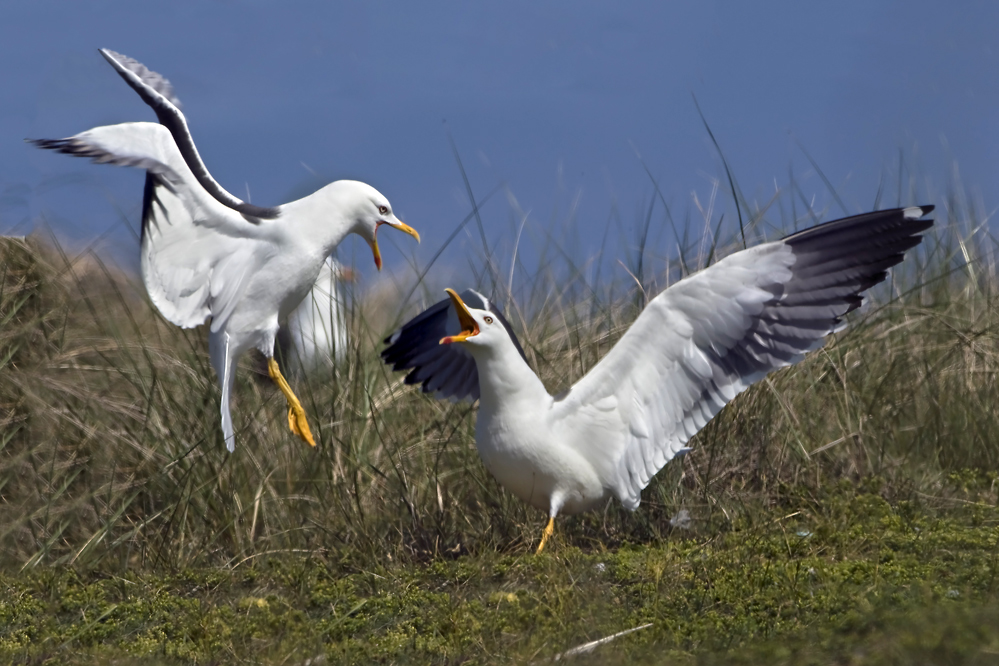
[
  {"x1": 99, "y1": 48, "x2": 280, "y2": 220},
  {"x1": 695, "y1": 204, "x2": 936, "y2": 383},
  {"x1": 780, "y1": 205, "x2": 934, "y2": 314},
  {"x1": 382, "y1": 289, "x2": 526, "y2": 402}
]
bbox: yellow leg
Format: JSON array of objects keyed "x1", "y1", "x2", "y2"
[
  {"x1": 536, "y1": 516, "x2": 556, "y2": 554},
  {"x1": 267, "y1": 358, "x2": 316, "y2": 447}
]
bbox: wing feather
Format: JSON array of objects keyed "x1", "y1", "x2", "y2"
[
  {"x1": 33, "y1": 122, "x2": 266, "y2": 329},
  {"x1": 554, "y1": 206, "x2": 934, "y2": 509},
  {"x1": 98, "y1": 49, "x2": 279, "y2": 220},
  {"x1": 381, "y1": 289, "x2": 526, "y2": 402}
]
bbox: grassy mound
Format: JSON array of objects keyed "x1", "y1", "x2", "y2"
[{"x1": 1, "y1": 188, "x2": 997, "y2": 662}]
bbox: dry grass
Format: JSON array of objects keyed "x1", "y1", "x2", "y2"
[{"x1": 1, "y1": 179, "x2": 998, "y2": 577}]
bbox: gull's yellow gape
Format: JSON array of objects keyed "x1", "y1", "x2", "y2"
[
  {"x1": 383, "y1": 207, "x2": 934, "y2": 554},
  {"x1": 31, "y1": 49, "x2": 420, "y2": 451}
]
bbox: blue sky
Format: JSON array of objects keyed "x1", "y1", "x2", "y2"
[{"x1": 3, "y1": 1, "x2": 997, "y2": 287}]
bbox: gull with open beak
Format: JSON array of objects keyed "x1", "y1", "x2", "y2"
[
  {"x1": 384, "y1": 207, "x2": 933, "y2": 552},
  {"x1": 31, "y1": 49, "x2": 419, "y2": 450}
]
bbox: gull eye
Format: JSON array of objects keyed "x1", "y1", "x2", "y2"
[
  {"x1": 377, "y1": 205, "x2": 389, "y2": 215},
  {"x1": 483, "y1": 316, "x2": 494, "y2": 324}
]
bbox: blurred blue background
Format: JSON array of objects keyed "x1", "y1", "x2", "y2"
[{"x1": 2, "y1": 1, "x2": 997, "y2": 288}]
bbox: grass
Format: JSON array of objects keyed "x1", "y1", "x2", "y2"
[
  {"x1": 1, "y1": 167, "x2": 999, "y2": 663},
  {"x1": 1, "y1": 480, "x2": 997, "y2": 664}
]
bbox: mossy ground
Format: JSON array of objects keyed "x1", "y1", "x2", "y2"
[{"x1": 3, "y1": 481, "x2": 997, "y2": 665}]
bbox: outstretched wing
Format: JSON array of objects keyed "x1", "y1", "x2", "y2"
[
  {"x1": 31, "y1": 122, "x2": 267, "y2": 330},
  {"x1": 553, "y1": 206, "x2": 934, "y2": 509},
  {"x1": 30, "y1": 50, "x2": 289, "y2": 331},
  {"x1": 382, "y1": 289, "x2": 527, "y2": 401},
  {"x1": 98, "y1": 49, "x2": 279, "y2": 220}
]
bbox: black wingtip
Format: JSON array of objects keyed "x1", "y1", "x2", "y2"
[
  {"x1": 28, "y1": 138, "x2": 75, "y2": 153},
  {"x1": 783, "y1": 205, "x2": 935, "y2": 248}
]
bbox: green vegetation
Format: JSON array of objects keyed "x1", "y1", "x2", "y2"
[
  {"x1": 2, "y1": 176, "x2": 998, "y2": 663},
  {"x1": 1, "y1": 482, "x2": 997, "y2": 664},
  {"x1": 1, "y1": 481, "x2": 997, "y2": 664}
]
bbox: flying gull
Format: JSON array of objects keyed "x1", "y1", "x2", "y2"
[
  {"x1": 32, "y1": 49, "x2": 420, "y2": 451},
  {"x1": 383, "y1": 206, "x2": 934, "y2": 552}
]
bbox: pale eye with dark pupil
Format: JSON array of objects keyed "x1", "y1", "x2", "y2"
[
  {"x1": 378, "y1": 205, "x2": 389, "y2": 215},
  {"x1": 484, "y1": 316, "x2": 494, "y2": 324}
]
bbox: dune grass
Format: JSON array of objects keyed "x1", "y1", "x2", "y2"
[{"x1": 1, "y1": 174, "x2": 998, "y2": 663}]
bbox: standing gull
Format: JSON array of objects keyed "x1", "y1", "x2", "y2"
[
  {"x1": 31, "y1": 49, "x2": 419, "y2": 451},
  {"x1": 383, "y1": 207, "x2": 933, "y2": 552}
]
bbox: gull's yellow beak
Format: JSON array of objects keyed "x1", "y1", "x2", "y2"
[
  {"x1": 440, "y1": 288, "x2": 479, "y2": 344},
  {"x1": 387, "y1": 219, "x2": 421, "y2": 243},
  {"x1": 370, "y1": 219, "x2": 421, "y2": 272}
]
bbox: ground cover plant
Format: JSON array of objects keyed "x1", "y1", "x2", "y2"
[{"x1": 1, "y1": 171, "x2": 998, "y2": 663}]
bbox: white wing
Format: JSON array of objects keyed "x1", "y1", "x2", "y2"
[
  {"x1": 33, "y1": 122, "x2": 266, "y2": 330},
  {"x1": 281, "y1": 257, "x2": 350, "y2": 376},
  {"x1": 37, "y1": 49, "x2": 286, "y2": 330},
  {"x1": 553, "y1": 207, "x2": 934, "y2": 509},
  {"x1": 97, "y1": 49, "x2": 279, "y2": 220}
]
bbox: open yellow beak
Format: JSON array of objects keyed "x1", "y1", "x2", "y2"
[
  {"x1": 440, "y1": 288, "x2": 479, "y2": 344},
  {"x1": 370, "y1": 220, "x2": 421, "y2": 271}
]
